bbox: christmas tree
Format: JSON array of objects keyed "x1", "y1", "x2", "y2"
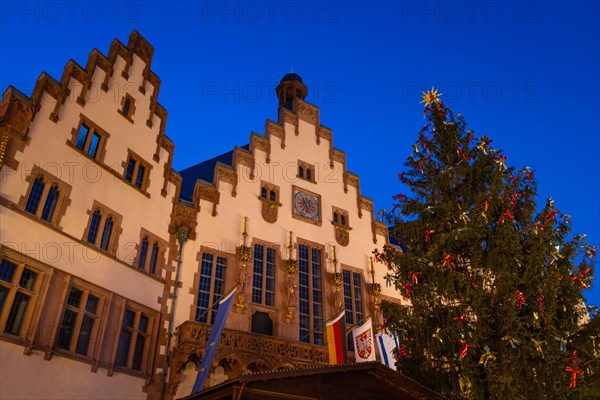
[{"x1": 375, "y1": 89, "x2": 598, "y2": 399}]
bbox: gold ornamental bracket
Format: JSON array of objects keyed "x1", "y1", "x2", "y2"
[
  {"x1": 368, "y1": 257, "x2": 381, "y2": 315},
  {"x1": 234, "y1": 217, "x2": 252, "y2": 313},
  {"x1": 328, "y1": 245, "x2": 343, "y2": 312},
  {"x1": 282, "y1": 232, "x2": 297, "y2": 323}
]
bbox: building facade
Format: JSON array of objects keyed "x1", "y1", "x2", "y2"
[{"x1": 0, "y1": 31, "x2": 406, "y2": 400}]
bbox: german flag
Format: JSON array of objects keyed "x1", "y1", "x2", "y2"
[{"x1": 326, "y1": 310, "x2": 347, "y2": 365}]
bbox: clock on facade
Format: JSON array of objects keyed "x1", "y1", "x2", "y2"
[{"x1": 293, "y1": 189, "x2": 320, "y2": 222}]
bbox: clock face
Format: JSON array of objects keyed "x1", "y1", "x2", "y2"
[{"x1": 294, "y1": 191, "x2": 320, "y2": 221}]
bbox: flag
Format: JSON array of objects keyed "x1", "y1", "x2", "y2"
[
  {"x1": 352, "y1": 317, "x2": 376, "y2": 362},
  {"x1": 326, "y1": 310, "x2": 347, "y2": 365},
  {"x1": 191, "y1": 287, "x2": 236, "y2": 394},
  {"x1": 376, "y1": 331, "x2": 399, "y2": 371}
]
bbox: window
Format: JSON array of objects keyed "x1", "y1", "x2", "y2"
[
  {"x1": 251, "y1": 311, "x2": 273, "y2": 336},
  {"x1": 84, "y1": 202, "x2": 122, "y2": 255},
  {"x1": 123, "y1": 98, "x2": 131, "y2": 117},
  {"x1": 298, "y1": 243, "x2": 324, "y2": 345},
  {"x1": 332, "y1": 207, "x2": 349, "y2": 227},
  {"x1": 252, "y1": 244, "x2": 276, "y2": 307},
  {"x1": 25, "y1": 177, "x2": 45, "y2": 215},
  {"x1": 87, "y1": 210, "x2": 102, "y2": 244},
  {"x1": 342, "y1": 269, "x2": 364, "y2": 325},
  {"x1": 135, "y1": 230, "x2": 165, "y2": 276},
  {"x1": 69, "y1": 117, "x2": 108, "y2": 161},
  {"x1": 298, "y1": 160, "x2": 316, "y2": 183},
  {"x1": 119, "y1": 94, "x2": 136, "y2": 121},
  {"x1": 20, "y1": 167, "x2": 72, "y2": 227},
  {"x1": 99, "y1": 216, "x2": 113, "y2": 251},
  {"x1": 56, "y1": 286, "x2": 102, "y2": 357},
  {"x1": 0, "y1": 259, "x2": 41, "y2": 338},
  {"x1": 115, "y1": 308, "x2": 151, "y2": 371},
  {"x1": 123, "y1": 152, "x2": 150, "y2": 191},
  {"x1": 259, "y1": 181, "x2": 280, "y2": 203},
  {"x1": 195, "y1": 253, "x2": 227, "y2": 324},
  {"x1": 138, "y1": 237, "x2": 149, "y2": 269},
  {"x1": 258, "y1": 182, "x2": 282, "y2": 223},
  {"x1": 41, "y1": 185, "x2": 59, "y2": 222},
  {"x1": 149, "y1": 244, "x2": 159, "y2": 274}
]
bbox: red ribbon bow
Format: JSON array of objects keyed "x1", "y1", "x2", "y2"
[
  {"x1": 516, "y1": 290, "x2": 527, "y2": 309},
  {"x1": 393, "y1": 193, "x2": 407, "y2": 202},
  {"x1": 535, "y1": 222, "x2": 545, "y2": 232},
  {"x1": 537, "y1": 295, "x2": 544, "y2": 311},
  {"x1": 459, "y1": 339, "x2": 476, "y2": 359},
  {"x1": 456, "y1": 145, "x2": 472, "y2": 162},
  {"x1": 499, "y1": 210, "x2": 514, "y2": 224},
  {"x1": 398, "y1": 173, "x2": 407, "y2": 183},
  {"x1": 511, "y1": 193, "x2": 520, "y2": 208},
  {"x1": 484, "y1": 198, "x2": 491, "y2": 212},
  {"x1": 409, "y1": 271, "x2": 421, "y2": 284},
  {"x1": 403, "y1": 282, "x2": 414, "y2": 298},
  {"x1": 585, "y1": 245, "x2": 597, "y2": 258},
  {"x1": 453, "y1": 315, "x2": 466, "y2": 329},
  {"x1": 545, "y1": 210, "x2": 559, "y2": 224},
  {"x1": 571, "y1": 268, "x2": 590, "y2": 288},
  {"x1": 522, "y1": 168, "x2": 534, "y2": 181},
  {"x1": 424, "y1": 230, "x2": 435, "y2": 243},
  {"x1": 398, "y1": 343, "x2": 410, "y2": 359},
  {"x1": 565, "y1": 366, "x2": 584, "y2": 389},
  {"x1": 442, "y1": 253, "x2": 456, "y2": 269}
]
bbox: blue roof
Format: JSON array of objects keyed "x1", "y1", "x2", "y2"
[{"x1": 178, "y1": 144, "x2": 249, "y2": 201}]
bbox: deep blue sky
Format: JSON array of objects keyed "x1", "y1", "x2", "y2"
[{"x1": 1, "y1": 1, "x2": 598, "y2": 306}]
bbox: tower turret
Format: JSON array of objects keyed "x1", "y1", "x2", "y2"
[{"x1": 276, "y1": 72, "x2": 308, "y2": 110}]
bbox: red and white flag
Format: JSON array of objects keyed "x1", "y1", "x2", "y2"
[{"x1": 352, "y1": 317, "x2": 376, "y2": 362}]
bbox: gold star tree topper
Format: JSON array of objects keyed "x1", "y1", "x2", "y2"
[{"x1": 420, "y1": 87, "x2": 443, "y2": 105}]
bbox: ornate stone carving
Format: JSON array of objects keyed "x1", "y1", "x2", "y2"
[
  {"x1": 251, "y1": 132, "x2": 269, "y2": 154},
  {"x1": 265, "y1": 119, "x2": 285, "y2": 148},
  {"x1": 318, "y1": 125, "x2": 332, "y2": 144},
  {"x1": 266, "y1": 120, "x2": 284, "y2": 137},
  {"x1": 0, "y1": 133, "x2": 10, "y2": 168},
  {"x1": 360, "y1": 197, "x2": 374, "y2": 213},
  {"x1": 329, "y1": 272, "x2": 343, "y2": 312},
  {"x1": 296, "y1": 101, "x2": 318, "y2": 125},
  {"x1": 215, "y1": 163, "x2": 237, "y2": 196},
  {"x1": 280, "y1": 108, "x2": 297, "y2": 126},
  {"x1": 234, "y1": 217, "x2": 252, "y2": 313},
  {"x1": 345, "y1": 172, "x2": 360, "y2": 189},
  {"x1": 128, "y1": 30, "x2": 154, "y2": 64},
  {"x1": 167, "y1": 169, "x2": 182, "y2": 185},
  {"x1": 161, "y1": 135, "x2": 175, "y2": 154},
  {"x1": 168, "y1": 320, "x2": 330, "y2": 393},
  {"x1": 368, "y1": 258, "x2": 381, "y2": 315},
  {"x1": 374, "y1": 221, "x2": 389, "y2": 244},
  {"x1": 331, "y1": 148, "x2": 346, "y2": 165},
  {"x1": 334, "y1": 225, "x2": 350, "y2": 247},
  {"x1": 233, "y1": 148, "x2": 255, "y2": 180},
  {"x1": 329, "y1": 246, "x2": 343, "y2": 311},
  {"x1": 197, "y1": 186, "x2": 218, "y2": 203},
  {"x1": 260, "y1": 198, "x2": 280, "y2": 223},
  {"x1": 282, "y1": 232, "x2": 298, "y2": 323}
]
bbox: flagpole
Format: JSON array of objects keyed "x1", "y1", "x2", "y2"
[
  {"x1": 194, "y1": 286, "x2": 238, "y2": 323},
  {"x1": 159, "y1": 228, "x2": 189, "y2": 400}
]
